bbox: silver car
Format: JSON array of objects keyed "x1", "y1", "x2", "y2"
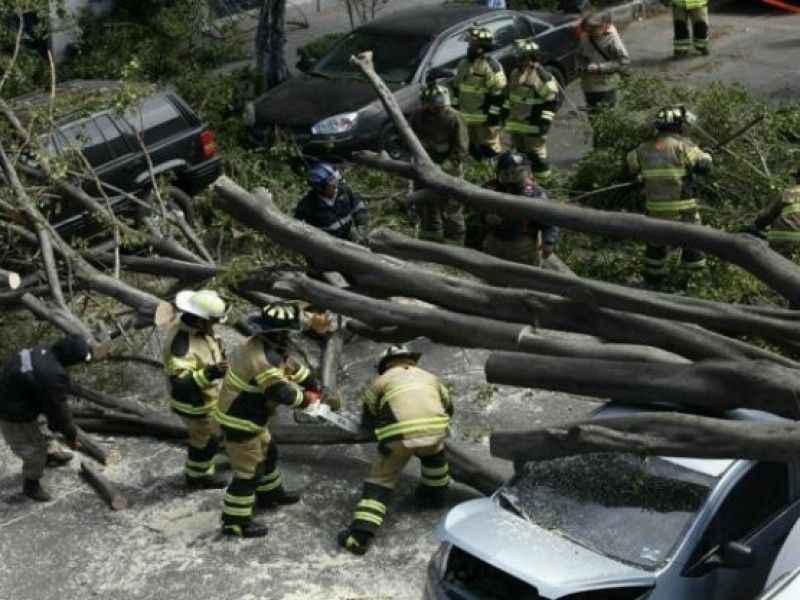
[{"x1": 424, "y1": 404, "x2": 800, "y2": 600}]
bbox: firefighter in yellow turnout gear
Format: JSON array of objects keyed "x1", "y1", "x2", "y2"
[
  {"x1": 410, "y1": 81, "x2": 470, "y2": 245},
  {"x1": 162, "y1": 290, "x2": 229, "y2": 490},
  {"x1": 670, "y1": 0, "x2": 710, "y2": 58},
  {"x1": 745, "y1": 170, "x2": 800, "y2": 258},
  {"x1": 504, "y1": 39, "x2": 560, "y2": 187},
  {"x1": 215, "y1": 302, "x2": 323, "y2": 538},
  {"x1": 454, "y1": 26, "x2": 507, "y2": 159},
  {"x1": 626, "y1": 106, "x2": 712, "y2": 285},
  {"x1": 338, "y1": 345, "x2": 453, "y2": 555}
]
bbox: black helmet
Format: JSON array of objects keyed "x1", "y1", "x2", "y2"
[
  {"x1": 655, "y1": 106, "x2": 686, "y2": 131},
  {"x1": 245, "y1": 302, "x2": 300, "y2": 335},
  {"x1": 495, "y1": 151, "x2": 529, "y2": 186},
  {"x1": 513, "y1": 38, "x2": 543, "y2": 61},
  {"x1": 466, "y1": 25, "x2": 493, "y2": 51},
  {"x1": 376, "y1": 344, "x2": 422, "y2": 374},
  {"x1": 421, "y1": 81, "x2": 452, "y2": 108},
  {"x1": 51, "y1": 334, "x2": 92, "y2": 366}
]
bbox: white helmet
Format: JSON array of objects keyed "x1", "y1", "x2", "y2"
[{"x1": 175, "y1": 290, "x2": 228, "y2": 323}]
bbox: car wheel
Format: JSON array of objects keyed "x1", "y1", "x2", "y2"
[
  {"x1": 379, "y1": 125, "x2": 410, "y2": 161},
  {"x1": 135, "y1": 185, "x2": 196, "y2": 228},
  {"x1": 544, "y1": 65, "x2": 567, "y2": 111}
]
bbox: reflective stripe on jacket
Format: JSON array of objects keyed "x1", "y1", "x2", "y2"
[
  {"x1": 505, "y1": 64, "x2": 559, "y2": 135},
  {"x1": 162, "y1": 317, "x2": 225, "y2": 418},
  {"x1": 363, "y1": 365, "x2": 451, "y2": 444},
  {"x1": 626, "y1": 134, "x2": 710, "y2": 212},
  {"x1": 756, "y1": 185, "x2": 800, "y2": 244},
  {"x1": 454, "y1": 56, "x2": 507, "y2": 125},
  {"x1": 215, "y1": 337, "x2": 317, "y2": 436},
  {"x1": 672, "y1": 0, "x2": 707, "y2": 8}
]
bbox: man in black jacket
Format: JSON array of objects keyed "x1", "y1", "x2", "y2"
[{"x1": 0, "y1": 334, "x2": 92, "y2": 502}]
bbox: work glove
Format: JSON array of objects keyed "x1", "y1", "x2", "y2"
[
  {"x1": 308, "y1": 311, "x2": 334, "y2": 334},
  {"x1": 67, "y1": 436, "x2": 81, "y2": 451},
  {"x1": 204, "y1": 360, "x2": 228, "y2": 382}
]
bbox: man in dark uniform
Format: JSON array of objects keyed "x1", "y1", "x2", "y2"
[{"x1": 0, "y1": 334, "x2": 92, "y2": 502}]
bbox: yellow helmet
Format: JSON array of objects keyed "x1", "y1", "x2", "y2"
[
  {"x1": 513, "y1": 38, "x2": 542, "y2": 60},
  {"x1": 467, "y1": 25, "x2": 493, "y2": 50},
  {"x1": 175, "y1": 290, "x2": 228, "y2": 323}
]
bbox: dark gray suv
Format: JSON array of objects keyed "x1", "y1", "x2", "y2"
[{"x1": 12, "y1": 80, "x2": 222, "y2": 236}]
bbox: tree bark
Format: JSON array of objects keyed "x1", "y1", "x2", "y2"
[
  {"x1": 485, "y1": 351, "x2": 800, "y2": 419},
  {"x1": 70, "y1": 382, "x2": 155, "y2": 417},
  {"x1": 490, "y1": 412, "x2": 800, "y2": 463},
  {"x1": 445, "y1": 441, "x2": 506, "y2": 496},
  {"x1": 76, "y1": 427, "x2": 112, "y2": 466},
  {"x1": 256, "y1": 0, "x2": 290, "y2": 90}
]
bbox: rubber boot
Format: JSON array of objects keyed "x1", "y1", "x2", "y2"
[
  {"x1": 221, "y1": 519, "x2": 268, "y2": 539},
  {"x1": 46, "y1": 450, "x2": 73, "y2": 467},
  {"x1": 337, "y1": 528, "x2": 372, "y2": 556},
  {"x1": 256, "y1": 486, "x2": 300, "y2": 509},
  {"x1": 186, "y1": 472, "x2": 228, "y2": 490},
  {"x1": 23, "y1": 478, "x2": 52, "y2": 502}
]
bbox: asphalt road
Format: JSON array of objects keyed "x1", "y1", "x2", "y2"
[{"x1": 3, "y1": 2, "x2": 800, "y2": 599}]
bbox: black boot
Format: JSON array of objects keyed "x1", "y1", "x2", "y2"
[
  {"x1": 222, "y1": 519, "x2": 268, "y2": 538},
  {"x1": 337, "y1": 528, "x2": 372, "y2": 556},
  {"x1": 256, "y1": 486, "x2": 300, "y2": 509},
  {"x1": 186, "y1": 472, "x2": 228, "y2": 490},
  {"x1": 23, "y1": 478, "x2": 52, "y2": 502},
  {"x1": 46, "y1": 450, "x2": 73, "y2": 467}
]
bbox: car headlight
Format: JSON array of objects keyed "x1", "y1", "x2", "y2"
[{"x1": 311, "y1": 112, "x2": 359, "y2": 135}]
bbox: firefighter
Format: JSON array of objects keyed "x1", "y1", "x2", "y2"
[
  {"x1": 215, "y1": 302, "x2": 323, "y2": 538},
  {"x1": 338, "y1": 345, "x2": 452, "y2": 556},
  {"x1": 504, "y1": 38, "x2": 560, "y2": 188},
  {"x1": 162, "y1": 289, "x2": 229, "y2": 490},
  {"x1": 0, "y1": 334, "x2": 91, "y2": 502},
  {"x1": 294, "y1": 161, "x2": 369, "y2": 245},
  {"x1": 742, "y1": 169, "x2": 800, "y2": 258},
  {"x1": 410, "y1": 80, "x2": 469, "y2": 245},
  {"x1": 453, "y1": 25, "x2": 507, "y2": 160},
  {"x1": 577, "y1": 11, "x2": 629, "y2": 115},
  {"x1": 670, "y1": 0, "x2": 710, "y2": 58},
  {"x1": 626, "y1": 106, "x2": 712, "y2": 285},
  {"x1": 481, "y1": 151, "x2": 558, "y2": 266}
]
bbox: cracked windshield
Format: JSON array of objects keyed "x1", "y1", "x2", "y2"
[{"x1": 509, "y1": 453, "x2": 716, "y2": 569}]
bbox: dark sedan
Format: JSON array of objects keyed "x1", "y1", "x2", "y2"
[{"x1": 249, "y1": 5, "x2": 580, "y2": 160}]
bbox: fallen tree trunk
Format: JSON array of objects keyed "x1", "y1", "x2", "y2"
[
  {"x1": 490, "y1": 412, "x2": 800, "y2": 463},
  {"x1": 70, "y1": 383, "x2": 155, "y2": 417},
  {"x1": 76, "y1": 427, "x2": 111, "y2": 466},
  {"x1": 80, "y1": 459, "x2": 128, "y2": 510},
  {"x1": 0, "y1": 268, "x2": 20, "y2": 289},
  {"x1": 369, "y1": 228, "x2": 800, "y2": 344},
  {"x1": 485, "y1": 351, "x2": 800, "y2": 419},
  {"x1": 445, "y1": 441, "x2": 506, "y2": 496}
]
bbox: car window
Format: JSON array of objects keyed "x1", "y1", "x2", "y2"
[
  {"x1": 485, "y1": 18, "x2": 522, "y2": 51},
  {"x1": 94, "y1": 115, "x2": 133, "y2": 159},
  {"x1": 429, "y1": 31, "x2": 468, "y2": 71},
  {"x1": 125, "y1": 95, "x2": 187, "y2": 146},
  {"x1": 56, "y1": 119, "x2": 108, "y2": 167},
  {"x1": 509, "y1": 454, "x2": 716, "y2": 570},
  {"x1": 524, "y1": 17, "x2": 551, "y2": 37},
  {"x1": 688, "y1": 463, "x2": 790, "y2": 564}
]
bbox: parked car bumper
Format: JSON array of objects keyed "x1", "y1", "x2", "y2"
[
  {"x1": 182, "y1": 156, "x2": 223, "y2": 195},
  {"x1": 250, "y1": 122, "x2": 379, "y2": 159}
]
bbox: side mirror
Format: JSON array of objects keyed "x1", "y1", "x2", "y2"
[
  {"x1": 425, "y1": 67, "x2": 456, "y2": 83},
  {"x1": 718, "y1": 541, "x2": 757, "y2": 570},
  {"x1": 296, "y1": 54, "x2": 317, "y2": 73}
]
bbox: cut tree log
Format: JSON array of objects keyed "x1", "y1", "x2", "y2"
[
  {"x1": 80, "y1": 459, "x2": 128, "y2": 510},
  {"x1": 70, "y1": 383, "x2": 155, "y2": 417},
  {"x1": 484, "y1": 351, "x2": 800, "y2": 419},
  {"x1": 76, "y1": 427, "x2": 111, "y2": 466},
  {"x1": 0, "y1": 268, "x2": 20, "y2": 289},
  {"x1": 490, "y1": 412, "x2": 800, "y2": 463}
]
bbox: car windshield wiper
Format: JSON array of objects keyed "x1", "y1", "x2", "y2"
[{"x1": 497, "y1": 487, "x2": 532, "y2": 522}]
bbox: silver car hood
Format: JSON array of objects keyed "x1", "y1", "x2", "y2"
[{"x1": 437, "y1": 498, "x2": 656, "y2": 599}]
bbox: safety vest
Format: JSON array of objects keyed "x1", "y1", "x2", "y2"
[
  {"x1": 162, "y1": 318, "x2": 225, "y2": 418},
  {"x1": 505, "y1": 64, "x2": 559, "y2": 135},
  {"x1": 363, "y1": 364, "x2": 451, "y2": 444},
  {"x1": 215, "y1": 337, "x2": 310, "y2": 436},
  {"x1": 454, "y1": 56, "x2": 507, "y2": 126},
  {"x1": 626, "y1": 134, "x2": 710, "y2": 213}
]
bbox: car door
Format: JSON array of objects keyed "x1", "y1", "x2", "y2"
[{"x1": 679, "y1": 462, "x2": 800, "y2": 600}]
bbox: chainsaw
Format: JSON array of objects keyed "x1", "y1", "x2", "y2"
[{"x1": 301, "y1": 401, "x2": 363, "y2": 434}]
